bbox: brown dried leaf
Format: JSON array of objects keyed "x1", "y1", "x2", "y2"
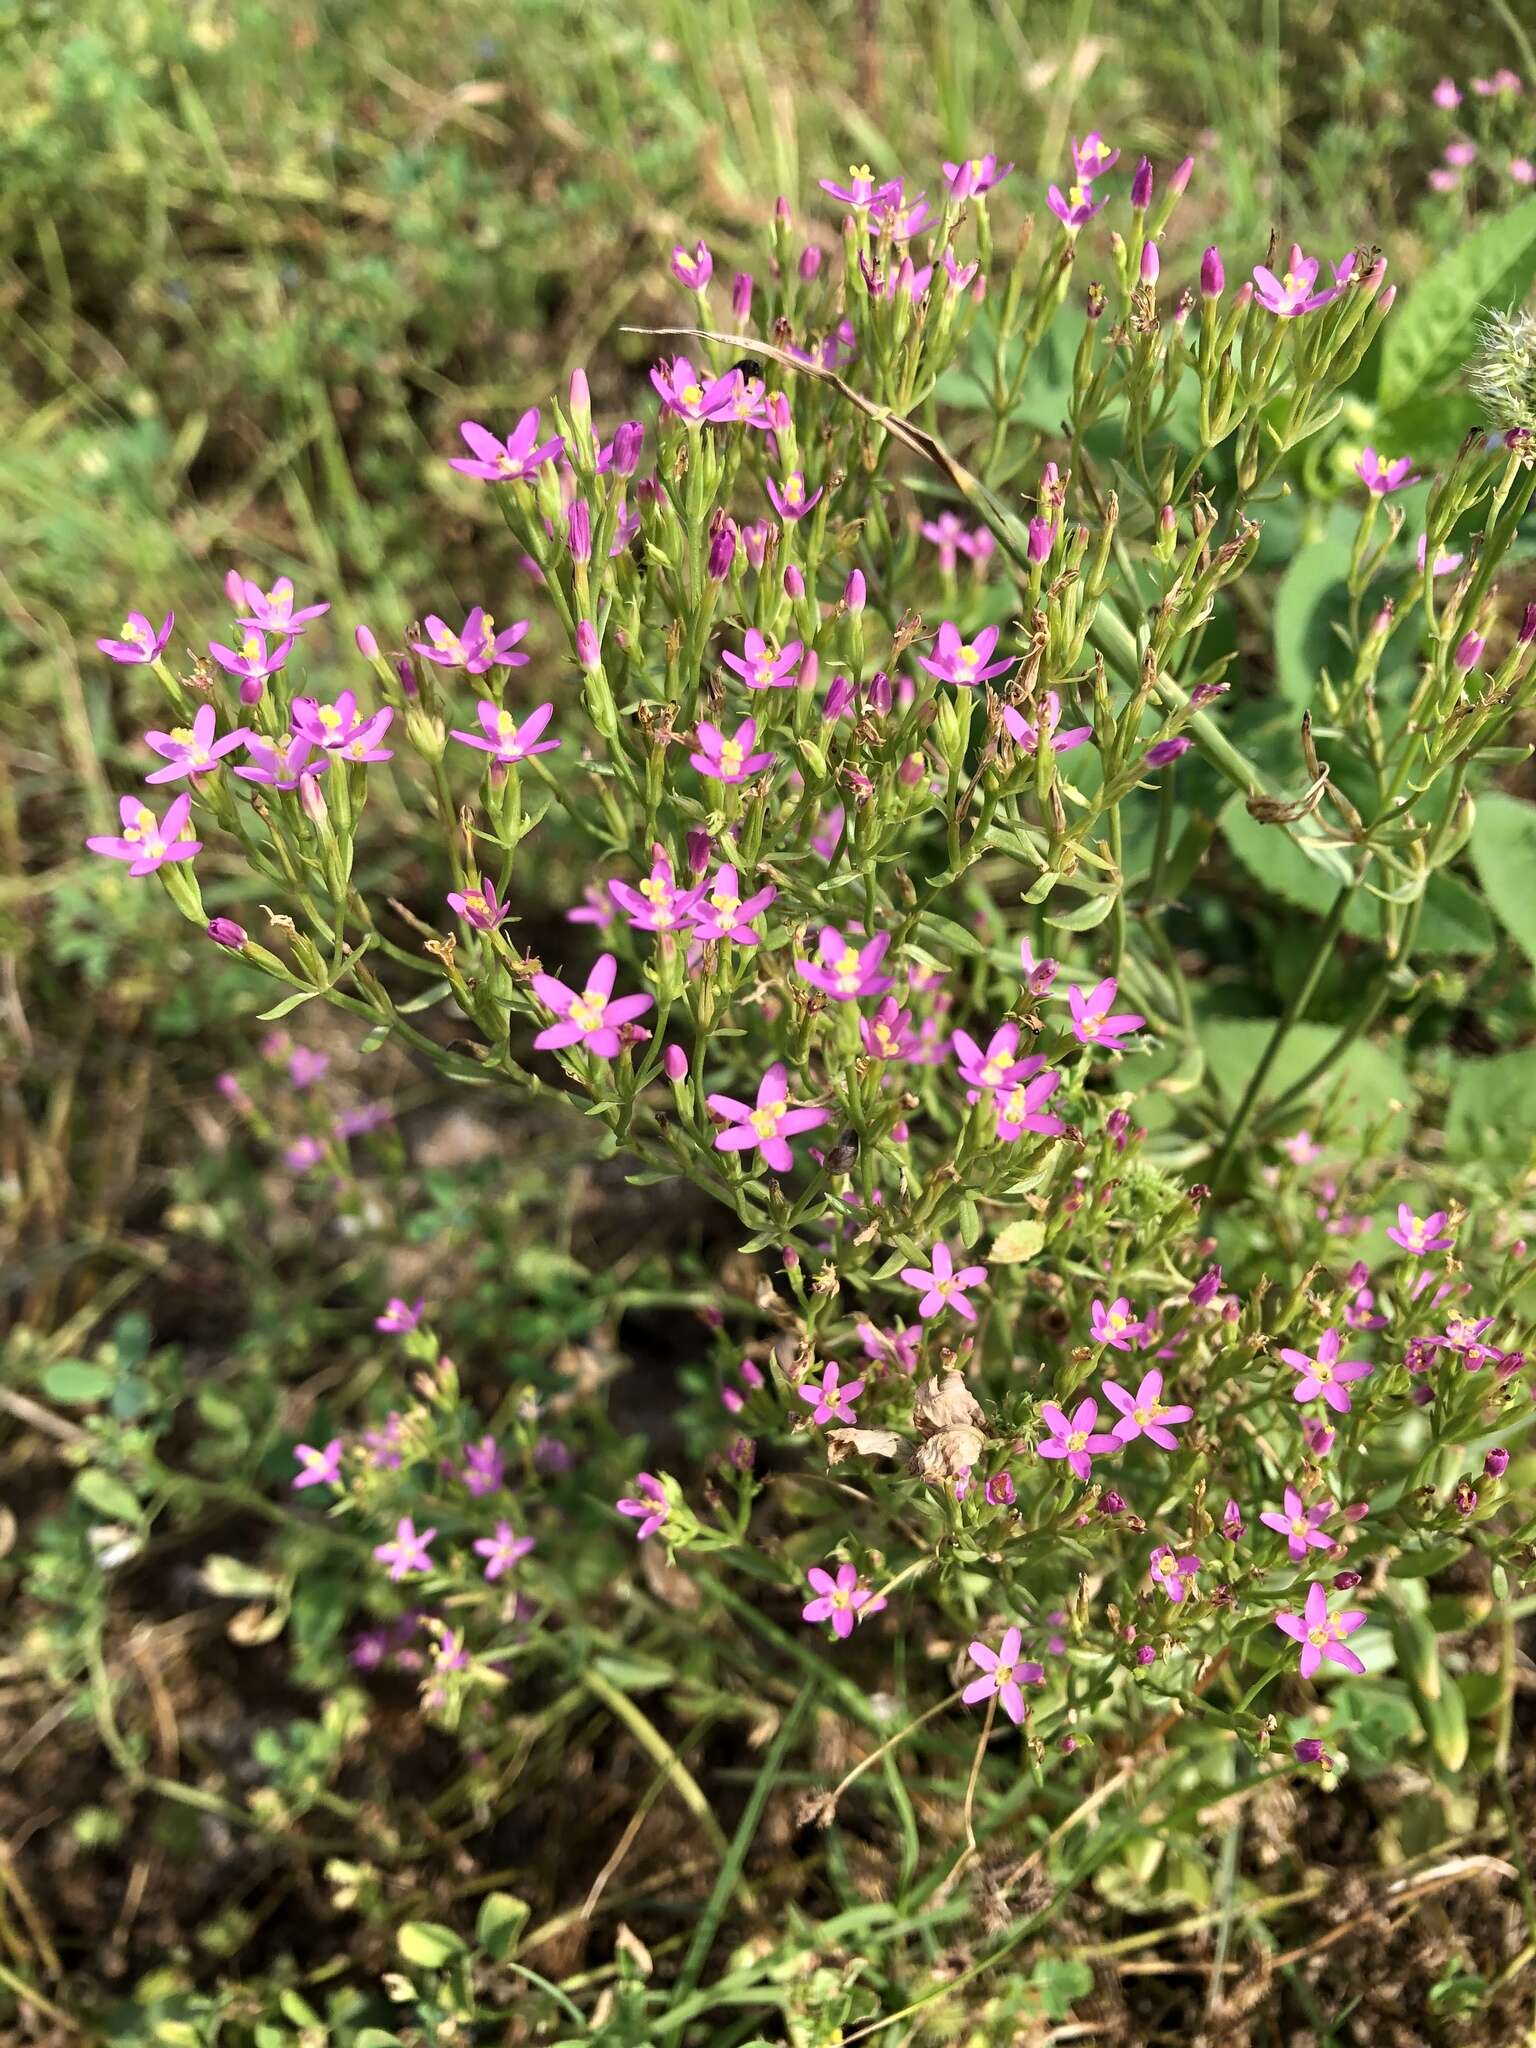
[
  {"x1": 824, "y1": 1426, "x2": 907, "y2": 1467},
  {"x1": 912, "y1": 1372, "x2": 986, "y2": 1436}
]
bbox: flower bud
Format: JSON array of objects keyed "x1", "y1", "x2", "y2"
[
  {"x1": 1099, "y1": 1490, "x2": 1126, "y2": 1516},
  {"x1": 868, "y1": 671, "x2": 892, "y2": 715},
  {"x1": 240, "y1": 676, "x2": 264, "y2": 706},
  {"x1": 1170, "y1": 154, "x2": 1194, "y2": 195},
  {"x1": 799, "y1": 246, "x2": 822, "y2": 281},
  {"x1": 568, "y1": 499, "x2": 592, "y2": 564},
  {"x1": 1520, "y1": 602, "x2": 1536, "y2": 644},
  {"x1": 707, "y1": 525, "x2": 737, "y2": 580},
  {"x1": 985, "y1": 1472, "x2": 1015, "y2": 1506},
  {"x1": 663, "y1": 1044, "x2": 689, "y2": 1082},
  {"x1": 1485, "y1": 1446, "x2": 1511, "y2": 1478},
  {"x1": 1201, "y1": 245, "x2": 1225, "y2": 297},
  {"x1": 610, "y1": 420, "x2": 644, "y2": 477},
  {"x1": 775, "y1": 195, "x2": 792, "y2": 223},
  {"x1": 1454, "y1": 1479, "x2": 1478, "y2": 1516},
  {"x1": 567, "y1": 365, "x2": 591, "y2": 439},
  {"x1": 1332, "y1": 1570, "x2": 1362, "y2": 1590},
  {"x1": 576, "y1": 619, "x2": 600, "y2": 670},
  {"x1": 207, "y1": 918, "x2": 248, "y2": 950},
  {"x1": 1130, "y1": 157, "x2": 1153, "y2": 210},
  {"x1": 299, "y1": 773, "x2": 328, "y2": 826},
  {"x1": 784, "y1": 563, "x2": 805, "y2": 600},
  {"x1": 1027, "y1": 516, "x2": 1055, "y2": 564},
  {"x1": 844, "y1": 568, "x2": 866, "y2": 611},
  {"x1": 686, "y1": 827, "x2": 712, "y2": 874},
  {"x1": 823, "y1": 674, "x2": 855, "y2": 720},
  {"x1": 782, "y1": 1244, "x2": 799, "y2": 1269},
  {"x1": 1454, "y1": 630, "x2": 1485, "y2": 670},
  {"x1": 898, "y1": 750, "x2": 926, "y2": 786},
  {"x1": 799, "y1": 649, "x2": 818, "y2": 694},
  {"x1": 732, "y1": 271, "x2": 753, "y2": 321},
  {"x1": 1136, "y1": 1645, "x2": 1156, "y2": 1665},
  {"x1": 355, "y1": 624, "x2": 379, "y2": 659},
  {"x1": 1293, "y1": 1738, "x2": 1327, "y2": 1764}
]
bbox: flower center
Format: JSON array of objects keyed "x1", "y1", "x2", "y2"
[
  {"x1": 957, "y1": 646, "x2": 980, "y2": 669},
  {"x1": 785, "y1": 477, "x2": 804, "y2": 505},
  {"x1": 995, "y1": 1661, "x2": 1014, "y2": 1684},
  {"x1": 1067, "y1": 1429, "x2": 1087, "y2": 1452},
  {"x1": 1307, "y1": 1624, "x2": 1330, "y2": 1647},
  {"x1": 749, "y1": 1101, "x2": 785, "y2": 1140},
  {"x1": 681, "y1": 382, "x2": 704, "y2": 405},
  {"x1": 465, "y1": 892, "x2": 486, "y2": 914},
  {"x1": 569, "y1": 991, "x2": 607, "y2": 1032},
  {"x1": 1290, "y1": 1516, "x2": 1310, "y2": 1536},
  {"x1": 720, "y1": 740, "x2": 744, "y2": 774},
  {"x1": 1313, "y1": 1361, "x2": 1334, "y2": 1383},
  {"x1": 242, "y1": 634, "x2": 262, "y2": 661},
  {"x1": 1153, "y1": 1554, "x2": 1174, "y2": 1577}
]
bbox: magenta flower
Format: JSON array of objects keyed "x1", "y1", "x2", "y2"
[
  {"x1": 1090, "y1": 1297, "x2": 1146, "y2": 1354},
  {"x1": 1046, "y1": 179, "x2": 1108, "y2": 231},
  {"x1": 1037, "y1": 1398, "x2": 1119, "y2": 1481},
  {"x1": 901, "y1": 1240, "x2": 988, "y2": 1322},
  {"x1": 721, "y1": 628, "x2": 803, "y2": 691},
  {"x1": 451, "y1": 412, "x2": 563, "y2": 482},
  {"x1": 1148, "y1": 1545, "x2": 1199, "y2": 1603},
  {"x1": 1259, "y1": 1487, "x2": 1334, "y2": 1560},
  {"x1": 532, "y1": 953, "x2": 653, "y2": 1058},
  {"x1": 235, "y1": 734, "x2": 326, "y2": 790},
  {"x1": 287, "y1": 1046, "x2": 329, "y2": 1089},
  {"x1": 447, "y1": 875, "x2": 510, "y2": 932},
  {"x1": 1020, "y1": 937, "x2": 1058, "y2": 996},
  {"x1": 796, "y1": 926, "x2": 894, "y2": 1001},
  {"x1": 708, "y1": 1062, "x2": 829, "y2": 1173},
  {"x1": 292, "y1": 1440, "x2": 342, "y2": 1490},
  {"x1": 617, "y1": 1473, "x2": 669, "y2": 1541},
  {"x1": 208, "y1": 628, "x2": 293, "y2": 693},
  {"x1": 1144, "y1": 737, "x2": 1192, "y2": 770},
  {"x1": 994, "y1": 1069, "x2": 1065, "y2": 1141},
  {"x1": 857, "y1": 1321, "x2": 922, "y2": 1375},
  {"x1": 1387, "y1": 1203, "x2": 1453, "y2": 1254},
  {"x1": 412, "y1": 609, "x2": 530, "y2": 672},
  {"x1": 690, "y1": 717, "x2": 776, "y2": 784},
  {"x1": 689, "y1": 865, "x2": 777, "y2": 945},
  {"x1": 233, "y1": 577, "x2": 329, "y2": 637},
  {"x1": 1003, "y1": 691, "x2": 1093, "y2": 758},
  {"x1": 1274, "y1": 1581, "x2": 1367, "y2": 1678},
  {"x1": 449, "y1": 699, "x2": 560, "y2": 766},
  {"x1": 797, "y1": 1361, "x2": 865, "y2": 1426},
  {"x1": 1070, "y1": 131, "x2": 1119, "y2": 178},
  {"x1": 1067, "y1": 977, "x2": 1145, "y2": 1049},
  {"x1": 649, "y1": 356, "x2": 743, "y2": 423},
  {"x1": 1357, "y1": 448, "x2": 1421, "y2": 495},
  {"x1": 1281, "y1": 1329, "x2": 1371, "y2": 1414},
  {"x1": 951, "y1": 1023, "x2": 1040, "y2": 1093},
  {"x1": 1103, "y1": 1368, "x2": 1192, "y2": 1447},
  {"x1": 473, "y1": 1521, "x2": 533, "y2": 1581},
  {"x1": 1417, "y1": 534, "x2": 1465, "y2": 577},
  {"x1": 373, "y1": 1517, "x2": 436, "y2": 1581},
  {"x1": 921, "y1": 510, "x2": 971, "y2": 571},
  {"x1": 918, "y1": 621, "x2": 1015, "y2": 686},
  {"x1": 143, "y1": 704, "x2": 247, "y2": 784},
  {"x1": 943, "y1": 153, "x2": 1013, "y2": 198},
  {"x1": 671, "y1": 240, "x2": 713, "y2": 290},
  {"x1": 375, "y1": 1297, "x2": 425, "y2": 1335},
  {"x1": 87, "y1": 793, "x2": 201, "y2": 876},
  {"x1": 1252, "y1": 245, "x2": 1340, "y2": 316},
  {"x1": 609, "y1": 851, "x2": 707, "y2": 935},
  {"x1": 1433, "y1": 76, "x2": 1461, "y2": 109},
  {"x1": 462, "y1": 1436, "x2": 506, "y2": 1497},
  {"x1": 290, "y1": 689, "x2": 369, "y2": 749},
  {"x1": 98, "y1": 610, "x2": 174, "y2": 666},
  {"x1": 963, "y1": 1627, "x2": 1045, "y2": 1723},
  {"x1": 860, "y1": 996, "x2": 919, "y2": 1060},
  {"x1": 820, "y1": 164, "x2": 902, "y2": 207},
  {"x1": 802, "y1": 1562, "x2": 887, "y2": 1638},
  {"x1": 766, "y1": 471, "x2": 823, "y2": 522}
]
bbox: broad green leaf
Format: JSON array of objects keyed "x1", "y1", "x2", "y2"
[
  {"x1": 1446, "y1": 1045, "x2": 1536, "y2": 1159},
  {"x1": 396, "y1": 1920, "x2": 467, "y2": 1969},
  {"x1": 74, "y1": 1470, "x2": 144, "y2": 1524},
  {"x1": 1199, "y1": 1015, "x2": 1410, "y2": 1135},
  {"x1": 991, "y1": 1218, "x2": 1045, "y2": 1263},
  {"x1": 1273, "y1": 537, "x2": 1353, "y2": 706},
  {"x1": 475, "y1": 1890, "x2": 530, "y2": 1960},
  {"x1": 1379, "y1": 193, "x2": 1536, "y2": 407},
  {"x1": 41, "y1": 1359, "x2": 113, "y2": 1404},
  {"x1": 1469, "y1": 790, "x2": 1536, "y2": 969}
]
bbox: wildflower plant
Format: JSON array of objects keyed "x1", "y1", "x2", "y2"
[{"x1": 62, "y1": 128, "x2": 1536, "y2": 2035}]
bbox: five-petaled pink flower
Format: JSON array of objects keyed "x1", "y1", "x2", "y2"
[
  {"x1": 232, "y1": 575, "x2": 329, "y2": 637},
  {"x1": 1252, "y1": 245, "x2": 1341, "y2": 316},
  {"x1": 291, "y1": 692, "x2": 392, "y2": 759},
  {"x1": 1091, "y1": 1297, "x2": 1146, "y2": 1353},
  {"x1": 721, "y1": 628, "x2": 803, "y2": 690},
  {"x1": 143, "y1": 704, "x2": 248, "y2": 784},
  {"x1": 1387, "y1": 1203, "x2": 1453, "y2": 1254},
  {"x1": 1280, "y1": 1328, "x2": 1372, "y2": 1414},
  {"x1": 802, "y1": 1562, "x2": 887, "y2": 1638},
  {"x1": 918, "y1": 621, "x2": 1015, "y2": 686},
  {"x1": 708, "y1": 1062, "x2": 829, "y2": 1172},
  {"x1": 689, "y1": 865, "x2": 777, "y2": 945},
  {"x1": 208, "y1": 628, "x2": 293, "y2": 691},
  {"x1": 1356, "y1": 448, "x2": 1421, "y2": 496},
  {"x1": 1274, "y1": 1580, "x2": 1366, "y2": 1678},
  {"x1": 650, "y1": 356, "x2": 743, "y2": 423},
  {"x1": 87, "y1": 794, "x2": 202, "y2": 876},
  {"x1": 671, "y1": 240, "x2": 713, "y2": 290},
  {"x1": 617, "y1": 1473, "x2": 669, "y2": 1540},
  {"x1": 374, "y1": 1516, "x2": 436, "y2": 1581},
  {"x1": 994, "y1": 1069, "x2": 1065, "y2": 1141},
  {"x1": 413, "y1": 609, "x2": 530, "y2": 672},
  {"x1": 532, "y1": 953, "x2": 654, "y2": 1057},
  {"x1": 796, "y1": 926, "x2": 895, "y2": 1001},
  {"x1": 609, "y1": 851, "x2": 707, "y2": 934},
  {"x1": 951, "y1": 1022, "x2": 1040, "y2": 1094},
  {"x1": 98, "y1": 610, "x2": 174, "y2": 665},
  {"x1": 963, "y1": 1626, "x2": 1045, "y2": 1722},
  {"x1": 1148, "y1": 1545, "x2": 1199, "y2": 1603},
  {"x1": 766, "y1": 471, "x2": 823, "y2": 522},
  {"x1": 1068, "y1": 977, "x2": 1145, "y2": 1049},
  {"x1": 447, "y1": 875, "x2": 511, "y2": 932},
  {"x1": 1037, "y1": 1399, "x2": 1119, "y2": 1481},
  {"x1": 690, "y1": 717, "x2": 776, "y2": 784},
  {"x1": 292, "y1": 1440, "x2": 342, "y2": 1490},
  {"x1": 944, "y1": 153, "x2": 1014, "y2": 199},
  {"x1": 1103, "y1": 1368, "x2": 1192, "y2": 1447},
  {"x1": 1003, "y1": 691, "x2": 1093, "y2": 756},
  {"x1": 901, "y1": 1240, "x2": 988, "y2": 1322},
  {"x1": 473, "y1": 1521, "x2": 535, "y2": 1580},
  {"x1": 1047, "y1": 179, "x2": 1108, "y2": 230},
  {"x1": 450, "y1": 700, "x2": 560, "y2": 766},
  {"x1": 797, "y1": 1361, "x2": 865, "y2": 1425},
  {"x1": 1259, "y1": 1488, "x2": 1334, "y2": 1560},
  {"x1": 375, "y1": 1296, "x2": 425, "y2": 1334},
  {"x1": 451, "y1": 412, "x2": 564, "y2": 482}
]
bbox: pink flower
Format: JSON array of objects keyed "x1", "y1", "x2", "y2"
[
  {"x1": 1102, "y1": 1368, "x2": 1192, "y2": 1447},
  {"x1": 461, "y1": 1436, "x2": 506, "y2": 1497},
  {"x1": 963, "y1": 1626, "x2": 1045, "y2": 1722},
  {"x1": 98, "y1": 610, "x2": 173, "y2": 665},
  {"x1": 473, "y1": 1520, "x2": 534, "y2": 1580},
  {"x1": 921, "y1": 510, "x2": 971, "y2": 571},
  {"x1": 708, "y1": 1062, "x2": 829, "y2": 1173},
  {"x1": 860, "y1": 996, "x2": 919, "y2": 1060},
  {"x1": 766, "y1": 471, "x2": 822, "y2": 522},
  {"x1": 1280, "y1": 1328, "x2": 1372, "y2": 1414},
  {"x1": 232, "y1": 576, "x2": 329, "y2": 637},
  {"x1": 617, "y1": 1473, "x2": 669, "y2": 1540},
  {"x1": 412, "y1": 609, "x2": 529, "y2": 672},
  {"x1": 900, "y1": 1240, "x2": 988, "y2": 1322},
  {"x1": 292, "y1": 1440, "x2": 342, "y2": 1490},
  {"x1": 1357, "y1": 448, "x2": 1421, "y2": 496},
  {"x1": 1071, "y1": 131, "x2": 1119, "y2": 178},
  {"x1": 1091, "y1": 1297, "x2": 1146, "y2": 1353},
  {"x1": 1417, "y1": 534, "x2": 1464, "y2": 576},
  {"x1": 1002, "y1": 692, "x2": 1092, "y2": 756},
  {"x1": 1302, "y1": 1417, "x2": 1336, "y2": 1459},
  {"x1": 143, "y1": 704, "x2": 248, "y2": 784},
  {"x1": 87, "y1": 793, "x2": 201, "y2": 876},
  {"x1": 1387, "y1": 1203, "x2": 1453, "y2": 1254},
  {"x1": 858, "y1": 1321, "x2": 922, "y2": 1375},
  {"x1": 1259, "y1": 1487, "x2": 1334, "y2": 1560},
  {"x1": 1021, "y1": 937, "x2": 1058, "y2": 996},
  {"x1": 797, "y1": 1362, "x2": 865, "y2": 1425},
  {"x1": 1037, "y1": 1398, "x2": 1119, "y2": 1481},
  {"x1": 690, "y1": 717, "x2": 776, "y2": 784},
  {"x1": 819, "y1": 165, "x2": 902, "y2": 207},
  {"x1": 993, "y1": 1069, "x2": 1065, "y2": 1141},
  {"x1": 234, "y1": 734, "x2": 327, "y2": 790},
  {"x1": 1067, "y1": 978, "x2": 1144, "y2": 1049},
  {"x1": 1432, "y1": 76, "x2": 1461, "y2": 109},
  {"x1": 802, "y1": 1562, "x2": 887, "y2": 1638},
  {"x1": 373, "y1": 1517, "x2": 435, "y2": 1581},
  {"x1": 375, "y1": 1296, "x2": 425, "y2": 1334},
  {"x1": 689, "y1": 865, "x2": 777, "y2": 945},
  {"x1": 447, "y1": 875, "x2": 510, "y2": 932},
  {"x1": 1512, "y1": 157, "x2": 1536, "y2": 186},
  {"x1": 1251, "y1": 245, "x2": 1340, "y2": 316},
  {"x1": 609, "y1": 851, "x2": 707, "y2": 934},
  {"x1": 1148, "y1": 1545, "x2": 1199, "y2": 1603},
  {"x1": 1046, "y1": 179, "x2": 1108, "y2": 231},
  {"x1": 532, "y1": 953, "x2": 654, "y2": 1057},
  {"x1": 450, "y1": 700, "x2": 560, "y2": 766},
  {"x1": 451, "y1": 412, "x2": 563, "y2": 482},
  {"x1": 721, "y1": 629, "x2": 803, "y2": 691},
  {"x1": 918, "y1": 621, "x2": 1015, "y2": 686},
  {"x1": 943, "y1": 153, "x2": 1013, "y2": 198},
  {"x1": 951, "y1": 1022, "x2": 1041, "y2": 1093},
  {"x1": 1274, "y1": 1580, "x2": 1366, "y2": 1677},
  {"x1": 671, "y1": 240, "x2": 713, "y2": 290},
  {"x1": 796, "y1": 926, "x2": 895, "y2": 1001},
  {"x1": 650, "y1": 356, "x2": 743, "y2": 423}
]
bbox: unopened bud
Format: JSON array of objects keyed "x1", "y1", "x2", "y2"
[
  {"x1": 1170, "y1": 155, "x2": 1194, "y2": 195},
  {"x1": 663, "y1": 1044, "x2": 689, "y2": 1082},
  {"x1": 844, "y1": 568, "x2": 866, "y2": 611},
  {"x1": 1455, "y1": 630, "x2": 1485, "y2": 670},
  {"x1": 1130, "y1": 157, "x2": 1153, "y2": 210},
  {"x1": 1485, "y1": 1447, "x2": 1511, "y2": 1478},
  {"x1": 1201, "y1": 245, "x2": 1225, "y2": 297},
  {"x1": 686, "y1": 827, "x2": 712, "y2": 874},
  {"x1": 707, "y1": 526, "x2": 737, "y2": 580},
  {"x1": 610, "y1": 420, "x2": 644, "y2": 476},
  {"x1": 784, "y1": 564, "x2": 805, "y2": 600},
  {"x1": 576, "y1": 619, "x2": 600, "y2": 669},
  {"x1": 568, "y1": 499, "x2": 592, "y2": 564},
  {"x1": 354, "y1": 624, "x2": 379, "y2": 659},
  {"x1": 207, "y1": 918, "x2": 248, "y2": 950},
  {"x1": 799, "y1": 246, "x2": 822, "y2": 281},
  {"x1": 732, "y1": 271, "x2": 753, "y2": 321},
  {"x1": 1520, "y1": 602, "x2": 1536, "y2": 644}
]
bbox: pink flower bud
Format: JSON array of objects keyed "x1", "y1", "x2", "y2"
[
  {"x1": 1379, "y1": 284, "x2": 1396, "y2": 313},
  {"x1": 985, "y1": 1472, "x2": 1015, "y2": 1506},
  {"x1": 1201, "y1": 245, "x2": 1224, "y2": 296},
  {"x1": 1170, "y1": 154, "x2": 1194, "y2": 195},
  {"x1": 1130, "y1": 156, "x2": 1153, "y2": 209},
  {"x1": 1454, "y1": 630, "x2": 1485, "y2": 669},
  {"x1": 784, "y1": 564, "x2": 805, "y2": 600},
  {"x1": 1332, "y1": 1570, "x2": 1363, "y2": 1590},
  {"x1": 1520, "y1": 602, "x2": 1536, "y2": 644},
  {"x1": 782, "y1": 1244, "x2": 799, "y2": 1269},
  {"x1": 1027, "y1": 516, "x2": 1055, "y2": 564},
  {"x1": 799, "y1": 245, "x2": 822, "y2": 280},
  {"x1": 844, "y1": 568, "x2": 866, "y2": 611},
  {"x1": 899, "y1": 751, "x2": 926, "y2": 786},
  {"x1": 1485, "y1": 1446, "x2": 1511, "y2": 1478},
  {"x1": 707, "y1": 526, "x2": 737, "y2": 580},
  {"x1": 610, "y1": 420, "x2": 644, "y2": 476},
  {"x1": 207, "y1": 918, "x2": 248, "y2": 950},
  {"x1": 685, "y1": 827, "x2": 712, "y2": 874},
  {"x1": 224, "y1": 568, "x2": 245, "y2": 605},
  {"x1": 240, "y1": 676, "x2": 264, "y2": 706},
  {"x1": 1293, "y1": 1738, "x2": 1327, "y2": 1763},
  {"x1": 823, "y1": 674, "x2": 855, "y2": 720},
  {"x1": 355, "y1": 624, "x2": 379, "y2": 659},
  {"x1": 1160, "y1": 503, "x2": 1176, "y2": 533},
  {"x1": 299, "y1": 773, "x2": 327, "y2": 825},
  {"x1": 568, "y1": 499, "x2": 592, "y2": 564},
  {"x1": 732, "y1": 271, "x2": 753, "y2": 320},
  {"x1": 569, "y1": 365, "x2": 589, "y2": 412},
  {"x1": 868, "y1": 671, "x2": 892, "y2": 714},
  {"x1": 775, "y1": 195, "x2": 792, "y2": 223},
  {"x1": 799, "y1": 649, "x2": 819, "y2": 693},
  {"x1": 576, "y1": 619, "x2": 600, "y2": 669},
  {"x1": 663, "y1": 1044, "x2": 689, "y2": 1082}
]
